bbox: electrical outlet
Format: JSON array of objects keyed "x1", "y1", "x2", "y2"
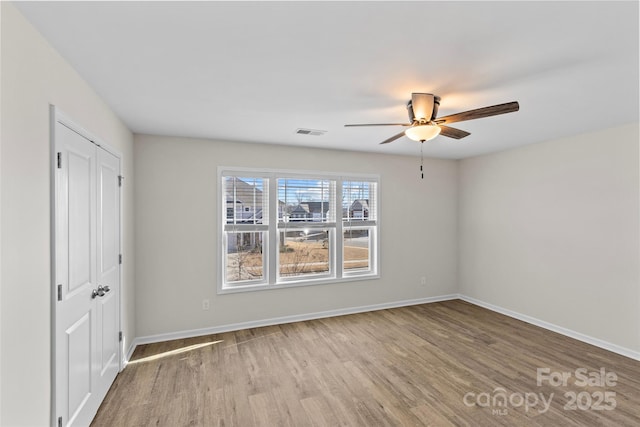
[
  {"x1": 420, "y1": 276, "x2": 427, "y2": 286},
  {"x1": 202, "y1": 299, "x2": 210, "y2": 310}
]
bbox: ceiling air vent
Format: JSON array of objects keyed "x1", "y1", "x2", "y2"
[{"x1": 295, "y1": 128, "x2": 326, "y2": 136}]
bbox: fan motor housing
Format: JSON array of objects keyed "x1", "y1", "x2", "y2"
[{"x1": 407, "y1": 95, "x2": 441, "y2": 123}]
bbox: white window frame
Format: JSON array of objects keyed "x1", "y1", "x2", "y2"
[
  {"x1": 221, "y1": 173, "x2": 271, "y2": 289},
  {"x1": 218, "y1": 167, "x2": 380, "y2": 294}
]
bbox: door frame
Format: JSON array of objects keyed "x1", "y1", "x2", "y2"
[{"x1": 49, "y1": 105, "x2": 124, "y2": 427}]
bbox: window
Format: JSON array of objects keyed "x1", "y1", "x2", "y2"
[
  {"x1": 223, "y1": 176, "x2": 268, "y2": 284},
  {"x1": 220, "y1": 168, "x2": 379, "y2": 292},
  {"x1": 342, "y1": 180, "x2": 377, "y2": 275}
]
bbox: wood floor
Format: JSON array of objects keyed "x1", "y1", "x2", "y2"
[{"x1": 92, "y1": 300, "x2": 640, "y2": 426}]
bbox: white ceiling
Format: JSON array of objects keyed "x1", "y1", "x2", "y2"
[{"x1": 14, "y1": 1, "x2": 639, "y2": 159}]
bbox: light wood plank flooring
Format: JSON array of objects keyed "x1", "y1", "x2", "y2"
[{"x1": 92, "y1": 300, "x2": 640, "y2": 426}]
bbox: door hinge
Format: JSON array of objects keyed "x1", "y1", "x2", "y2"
[
  {"x1": 119, "y1": 254, "x2": 123, "y2": 265},
  {"x1": 119, "y1": 331, "x2": 123, "y2": 342},
  {"x1": 118, "y1": 175, "x2": 124, "y2": 187},
  {"x1": 57, "y1": 152, "x2": 62, "y2": 169},
  {"x1": 58, "y1": 416, "x2": 62, "y2": 427},
  {"x1": 57, "y1": 284, "x2": 62, "y2": 301}
]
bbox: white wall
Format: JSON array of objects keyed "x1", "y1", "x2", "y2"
[
  {"x1": 459, "y1": 123, "x2": 640, "y2": 354},
  {"x1": 135, "y1": 134, "x2": 458, "y2": 337},
  {"x1": 0, "y1": 3, "x2": 135, "y2": 426}
]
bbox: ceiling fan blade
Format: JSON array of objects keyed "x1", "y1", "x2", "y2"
[
  {"x1": 344, "y1": 123, "x2": 411, "y2": 127},
  {"x1": 379, "y1": 130, "x2": 407, "y2": 144},
  {"x1": 435, "y1": 101, "x2": 519, "y2": 125},
  {"x1": 438, "y1": 125, "x2": 470, "y2": 139},
  {"x1": 411, "y1": 93, "x2": 435, "y2": 121}
]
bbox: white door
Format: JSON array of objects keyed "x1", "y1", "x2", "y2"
[
  {"x1": 54, "y1": 119, "x2": 121, "y2": 427},
  {"x1": 94, "y1": 148, "x2": 121, "y2": 400}
]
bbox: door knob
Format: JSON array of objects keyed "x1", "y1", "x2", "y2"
[{"x1": 91, "y1": 285, "x2": 110, "y2": 299}]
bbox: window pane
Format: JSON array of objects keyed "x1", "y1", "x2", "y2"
[
  {"x1": 224, "y1": 176, "x2": 267, "y2": 224},
  {"x1": 278, "y1": 178, "x2": 333, "y2": 223},
  {"x1": 279, "y1": 229, "x2": 330, "y2": 277},
  {"x1": 343, "y1": 180, "x2": 376, "y2": 221},
  {"x1": 225, "y1": 232, "x2": 265, "y2": 282},
  {"x1": 343, "y1": 228, "x2": 370, "y2": 272}
]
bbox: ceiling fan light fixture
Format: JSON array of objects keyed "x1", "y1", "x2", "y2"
[{"x1": 405, "y1": 124, "x2": 441, "y2": 142}]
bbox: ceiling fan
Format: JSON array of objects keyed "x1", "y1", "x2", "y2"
[{"x1": 345, "y1": 93, "x2": 519, "y2": 144}]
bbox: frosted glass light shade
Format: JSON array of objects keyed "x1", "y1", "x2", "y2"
[{"x1": 405, "y1": 124, "x2": 441, "y2": 142}]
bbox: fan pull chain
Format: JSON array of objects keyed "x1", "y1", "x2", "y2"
[{"x1": 420, "y1": 141, "x2": 424, "y2": 179}]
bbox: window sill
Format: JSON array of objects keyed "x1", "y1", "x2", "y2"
[{"x1": 217, "y1": 273, "x2": 379, "y2": 295}]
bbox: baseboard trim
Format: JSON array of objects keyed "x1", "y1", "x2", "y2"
[
  {"x1": 128, "y1": 294, "x2": 458, "y2": 354},
  {"x1": 458, "y1": 294, "x2": 640, "y2": 361}
]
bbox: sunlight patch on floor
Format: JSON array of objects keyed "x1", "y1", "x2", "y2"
[{"x1": 128, "y1": 340, "x2": 224, "y2": 365}]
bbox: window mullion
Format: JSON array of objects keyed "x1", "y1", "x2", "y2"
[{"x1": 335, "y1": 180, "x2": 343, "y2": 279}]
